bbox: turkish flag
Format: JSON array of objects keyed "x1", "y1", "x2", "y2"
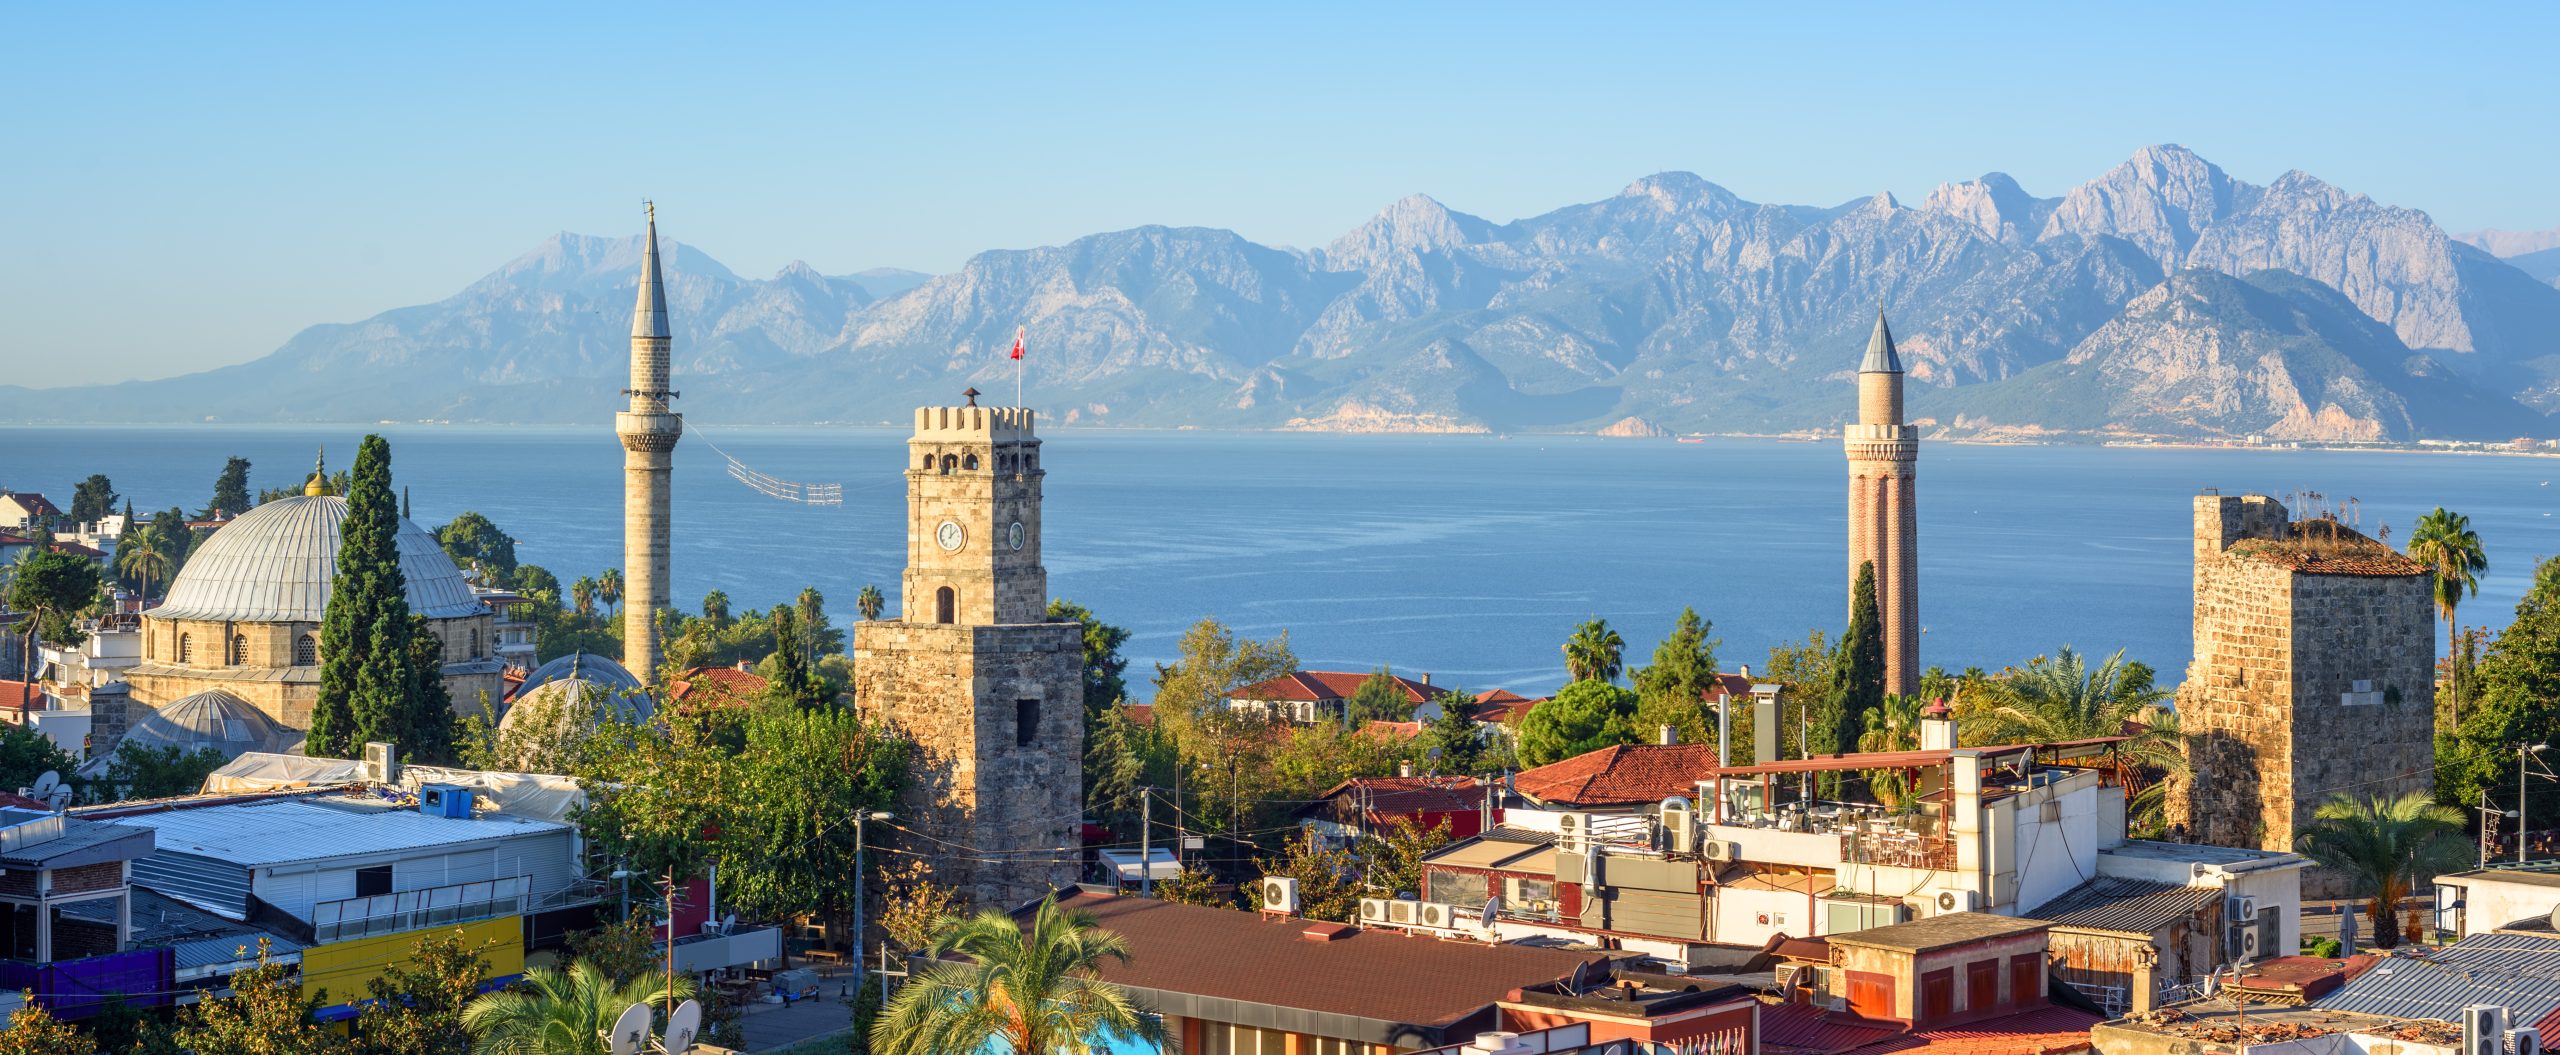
[{"x1": 1010, "y1": 326, "x2": 1025, "y2": 361}]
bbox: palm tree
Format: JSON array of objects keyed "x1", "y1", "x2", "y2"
[
  {"x1": 597, "y1": 568, "x2": 624, "y2": 616},
  {"x1": 2296, "y1": 790, "x2": 2469, "y2": 949},
  {"x1": 462, "y1": 959, "x2": 691, "y2": 1055},
  {"x1": 2406, "y1": 508, "x2": 2487, "y2": 719},
  {"x1": 857, "y1": 583, "x2": 887, "y2": 622},
  {"x1": 1857, "y1": 694, "x2": 1931, "y2": 808},
  {"x1": 570, "y1": 577, "x2": 597, "y2": 619},
  {"x1": 1977, "y1": 646, "x2": 2191, "y2": 832},
  {"x1": 873, "y1": 897, "x2": 1166, "y2": 1055},
  {"x1": 1562, "y1": 619, "x2": 1626, "y2": 684},
  {"x1": 701, "y1": 590, "x2": 731, "y2": 625},
  {"x1": 116, "y1": 522, "x2": 176, "y2": 604}
]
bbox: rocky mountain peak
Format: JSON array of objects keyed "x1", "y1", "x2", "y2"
[
  {"x1": 1322, "y1": 193, "x2": 1496, "y2": 272},
  {"x1": 1615, "y1": 171, "x2": 1746, "y2": 216},
  {"x1": 1921, "y1": 172, "x2": 2053, "y2": 241},
  {"x1": 2040, "y1": 144, "x2": 2258, "y2": 265}
]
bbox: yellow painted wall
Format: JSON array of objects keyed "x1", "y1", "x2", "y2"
[{"x1": 301, "y1": 916, "x2": 524, "y2": 1008}]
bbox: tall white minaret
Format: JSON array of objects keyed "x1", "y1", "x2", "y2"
[{"x1": 616, "y1": 203, "x2": 681, "y2": 681}]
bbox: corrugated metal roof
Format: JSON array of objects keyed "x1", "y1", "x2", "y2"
[
  {"x1": 2319, "y1": 932, "x2": 2560, "y2": 1034},
  {"x1": 151, "y1": 495, "x2": 487, "y2": 622},
  {"x1": 105, "y1": 798, "x2": 567, "y2": 867},
  {"x1": 2022, "y1": 877, "x2": 2221, "y2": 936},
  {"x1": 171, "y1": 933, "x2": 303, "y2": 971}
]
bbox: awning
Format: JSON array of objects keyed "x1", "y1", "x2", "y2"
[{"x1": 1098, "y1": 848, "x2": 1182, "y2": 881}]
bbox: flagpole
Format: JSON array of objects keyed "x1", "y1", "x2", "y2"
[{"x1": 1015, "y1": 325, "x2": 1026, "y2": 408}]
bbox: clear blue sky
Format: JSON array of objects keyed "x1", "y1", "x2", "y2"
[{"x1": 7, "y1": 3, "x2": 2555, "y2": 386}]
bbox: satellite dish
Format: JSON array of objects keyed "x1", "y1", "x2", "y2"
[
  {"x1": 663, "y1": 999, "x2": 703, "y2": 1054},
  {"x1": 606, "y1": 1002, "x2": 653, "y2": 1055},
  {"x1": 2547, "y1": 904, "x2": 2560, "y2": 934},
  {"x1": 43, "y1": 786, "x2": 71, "y2": 811},
  {"x1": 29, "y1": 772, "x2": 59, "y2": 800}
]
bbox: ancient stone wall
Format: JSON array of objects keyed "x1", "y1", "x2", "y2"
[
  {"x1": 852, "y1": 619, "x2": 1083, "y2": 908},
  {"x1": 2177, "y1": 494, "x2": 2435, "y2": 863}
]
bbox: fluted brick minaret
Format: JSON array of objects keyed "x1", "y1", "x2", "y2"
[
  {"x1": 1846, "y1": 311, "x2": 1919, "y2": 696},
  {"x1": 616, "y1": 203, "x2": 681, "y2": 681}
]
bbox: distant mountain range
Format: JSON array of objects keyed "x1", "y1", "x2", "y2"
[{"x1": 12, "y1": 144, "x2": 2560, "y2": 442}]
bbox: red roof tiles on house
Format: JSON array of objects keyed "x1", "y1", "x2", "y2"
[
  {"x1": 1472, "y1": 689, "x2": 1547, "y2": 723},
  {"x1": 1513, "y1": 743, "x2": 1723, "y2": 807},
  {"x1": 1308, "y1": 776, "x2": 1486, "y2": 816},
  {"x1": 668, "y1": 665, "x2": 769, "y2": 706},
  {"x1": 1026, "y1": 889, "x2": 1606, "y2": 1034},
  {"x1": 1233, "y1": 670, "x2": 1440, "y2": 705}
]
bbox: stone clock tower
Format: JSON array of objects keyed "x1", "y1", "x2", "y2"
[{"x1": 854, "y1": 391, "x2": 1083, "y2": 908}]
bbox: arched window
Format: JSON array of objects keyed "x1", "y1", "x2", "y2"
[
  {"x1": 935, "y1": 586, "x2": 956, "y2": 625},
  {"x1": 940, "y1": 454, "x2": 957, "y2": 474},
  {"x1": 177, "y1": 633, "x2": 191, "y2": 664},
  {"x1": 963, "y1": 453, "x2": 979, "y2": 471},
  {"x1": 1023, "y1": 454, "x2": 1037, "y2": 472},
  {"x1": 295, "y1": 634, "x2": 318, "y2": 666},
  {"x1": 229, "y1": 633, "x2": 247, "y2": 666},
  {"x1": 921, "y1": 453, "x2": 935, "y2": 471}
]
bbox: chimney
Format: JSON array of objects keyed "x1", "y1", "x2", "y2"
[
  {"x1": 736, "y1": 660, "x2": 754, "y2": 672},
  {"x1": 1422, "y1": 672, "x2": 1432, "y2": 687},
  {"x1": 1657, "y1": 724, "x2": 1679, "y2": 746},
  {"x1": 1398, "y1": 760, "x2": 1416, "y2": 778},
  {"x1": 1739, "y1": 663, "x2": 1751, "y2": 681},
  {"x1": 1920, "y1": 697, "x2": 1957, "y2": 751}
]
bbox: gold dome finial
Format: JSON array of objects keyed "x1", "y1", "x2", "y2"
[{"x1": 303, "y1": 448, "x2": 332, "y2": 497}]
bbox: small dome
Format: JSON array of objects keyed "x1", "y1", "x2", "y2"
[
  {"x1": 153, "y1": 496, "x2": 485, "y2": 624},
  {"x1": 513, "y1": 651, "x2": 646, "y2": 701},
  {"x1": 499, "y1": 676, "x2": 655, "y2": 735},
  {"x1": 80, "y1": 689, "x2": 304, "y2": 778}
]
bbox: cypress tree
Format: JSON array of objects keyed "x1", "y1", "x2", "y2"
[
  {"x1": 1829, "y1": 561, "x2": 1887, "y2": 755},
  {"x1": 312, "y1": 436, "x2": 416, "y2": 759}
]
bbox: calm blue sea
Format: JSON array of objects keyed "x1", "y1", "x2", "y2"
[{"x1": 4, "y1": 425, "x2": 2556, "y2": 698}]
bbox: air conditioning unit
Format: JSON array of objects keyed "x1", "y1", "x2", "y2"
[
  {"x1": 1660, "y1": 797, "x2": 1695, "y2": 855},
  {"x1": 2239, "y1": 929, "x2": 2261, "y2": 961},
  {"x1": 1556, "y1": 812, "x2": 1590, "y2": 854},
  {"x1": 362, "y1": 741, "x2": 398, "y2": 784},
  {"x1": 1260, "y1": 877, "x2": 1300, "y2": 915},
  {"x1": 1417, "y1": 902, "x2": 1453, "y2": 930},
  {"x1": 2509, "y1": 1028, "x2": 2544, "y2": 1055},
  {"x1": 2229, "y1": 895, "x2": 2259, "y2": 924},
  {"x1": 2464, "y1": 1007, "x2": 2508, "y2": 1055},
  {"x1": 1387, "y1": 900, "x2": 1418, "y2": 926},
  {"x1": 1359, "y1": 898, "x2": 1390, "y2": 924},
  {"x1": 1699, "y1": 840, "x2": 1738, "y2": 863},
  {"x1": 1932, "y1": 890, "x2": 1979, "y2": 915}
]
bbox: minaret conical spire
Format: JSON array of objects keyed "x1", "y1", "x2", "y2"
[
  {"x1": 632, "y1": 201, "x2": 670, "y2": 341},
  {"x1": 1860, "y1": 309, "x2": 1902, "y2": 374}
]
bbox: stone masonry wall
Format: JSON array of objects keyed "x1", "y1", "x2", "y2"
[
  {"x1": 853, "y1": 619, "x2": 1083, "y2": 909},
  {"x1": 2176, "y1": 494, "x2": 2434, "y2": 868}
]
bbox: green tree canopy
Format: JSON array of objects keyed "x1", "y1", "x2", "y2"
[
  {"x1": 1345, "y1": 666, "x2": 1418, "y2": 724},
  {"x1": 7, "y1": 548, "x2": 100, "y2": 650},
  {"x1": 1515, "y1": 679, "x2": 1639, "y2": 767},
  {"x1": 2439, "y1": 554, "x2": 2560, "y2": 821},
  {"x1": 1633, "y1": 607, "x2": 1720, "y2": 745},
  {"x1": 1827, "y1": 561, "x2": 1887, "y2": 757},
  {"x1": 312, "y1": 434, "x2": 421, "y2": 759},
  {"x1": 1421, "y1": 690, "x2": 1501, "y2": 775},
  {"x1": 435, "y1": 511, "x2": 518, "y2": 580},
  {"x1": 1048, "y1": 598, "x2": 1131, "y2": 715},
  {"x1": 69, "y1": 474, "x2": 116, "y2": 526},
  {"x1": 203, "y1": 456, "x2": 252, "y2": 519},
  {"x1": 461, "y1": 960, "x2": 692, "y2": 1055},
  {"x1": 856, "y1": 583, "x2": 887, "y2": 622}
]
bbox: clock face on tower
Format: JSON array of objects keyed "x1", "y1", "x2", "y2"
[
  {"x1": 936, "y1": 520, "x2": 965, "y2": 552},
  {"x1": 1007, "y1": 521, "x2": 1026, "y2": 551}
]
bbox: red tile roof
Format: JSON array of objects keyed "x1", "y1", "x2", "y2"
[
  {"x1": 1233, "y1": 670, "x2": 1441, "y2": 704},
  {"x1": 1030, "y1": 889, "x2": 1606, "y2": 1033},
  {"x1": 0, "y1": 492, "x2": 61, "y2": 518},
  {"x1": 1122, "y1": 703, "x2": 1154, "y2": 725},
  {"x1": 1359, "y1": 720, "x2": 1424, "y2": 741},
  {"x1": 0, "y1": 534, "x2": 105, "y2": 559},
  {"x1": 1472, "y1": 689, "x2": 1547, "y2": 723},
  {"x1": 1859, "y1": 1006, "x2": 2104, "y2": 1055},
  {"x1": 1760, "y1": 1003, "x2": 1905, "y2": 1054},
  {"x1": 1309, "y1": 776, "x2": 1486, "y2": 816},
  {"x1": 668, "y1": 665, "x2": 769, "y2": 705},
  {"x1": 1705, "y1": 672, "x2": 1755, "y2": 703},
  {"x1": 1514, "y1": 743, "x2": 1722, "y2": 807}
]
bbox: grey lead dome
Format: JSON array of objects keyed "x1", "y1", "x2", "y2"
[{"x1": 151, "y1": 495, "x2": 487, "y2": 623}]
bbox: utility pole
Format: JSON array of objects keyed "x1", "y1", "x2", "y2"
[
  {"x1": 855, "y1": 810, "x2": 890, "y2": 978},
  {"x1": 1139, "y1": 788, "x2": 1155, "y2": 897},
  {"x1": 2525, "y1": 744, "x2": 2551, "y2": 865},
  {"x1": 664, "y1": 870, "x2": 678, "y2": 1019}
]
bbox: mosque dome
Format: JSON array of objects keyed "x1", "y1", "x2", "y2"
[
  {"x1": 498, "y1": 673, "x2": 656, "y2": 736},
  {"x1": 152, "y1": 495, "x2": 486, "y2": 623},
  {"x1": 514, "y1": 652, "x2": 646, "y2": 701},
  {"x1": 77, "y1": 689, "x2": 304, "y2": 778}
]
